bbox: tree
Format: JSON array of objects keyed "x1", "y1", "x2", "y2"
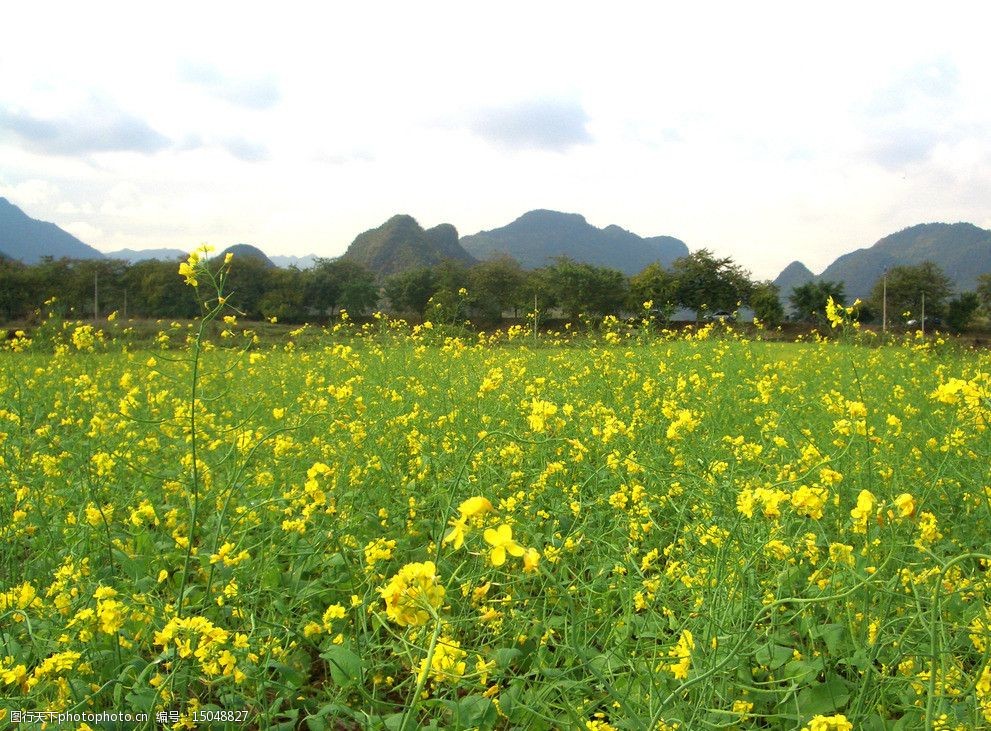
[
  {"x1": 946, "y1": 292, "x2": 980, "y2": 333},
  {"x1": 467, "y1": 255, "x2": 526, "y2": 322},
  {"x1": 976, "y1": 274, "x2": 991, "y2": 315},
  {"x1": 543, "y1": 257, "x2": 627, "y2": 319},
  {"x1": 304, "y1": 259, "x2": 378, "y2": 319},
  {"x1": 789, "y1": 280, "x2": 845, "y2": 324},
  {"x1": 670, "y1": 249, "x2": 753, "y2": 321},
  {"x1": 629, "y1": 263, "x2": 678, "y2": 319},
  {"x1": 519, "y1": 267, "x2": 559, "y2": 325},
  {"x1": 748, "y1": 281, "x2": 785, "y2": 327},
  {"x1": 868, "y1": 262, "x2": 953, "y2": 324},
  {"x1": 215, "y1": 255, "x2": 274, "y2": 320},
  {"x1": 259, "y1": 268, "x2": 306, "y2": 322},
  {"x1": 0, "y1": 257, "x2": 30, "y2": 322},
  {"x1": 383, "y1": 267, "x2": 437, "y2": 317},
  {"x1": 124, "y1": 258, "x2": 200, "y2": 318}
]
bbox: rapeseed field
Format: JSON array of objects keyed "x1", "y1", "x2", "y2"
[{"x1": 2, "y1": 251, "x2": 990, "y2": 730}]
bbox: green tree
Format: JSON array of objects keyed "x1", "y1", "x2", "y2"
[
  {"x1": 670, "y1": 249, "x2": 753, "y2": 321},
  {"x1": 0, "y1": 257, "x2": 30, "y2": 322},
  {"x1": 868, "y1": 262, "x2": 953, "y2": 324},
  {"x1": 467, "y1": 255, "x2": 526, "y2": 322},
  {"x1": 259, "y1": 268, "x2": 306, "y2": 323},
  {"x1": 629, "y1": 263, "x2": 678, "y2": 319},
  {"x1": 789, "y1": 280, "x2": 846, "y2": 324},
  {"x1": 748, "y1": 281, "x2": 785, "y2": 327},
  {"x1": 124, "y1": 258, "x2": 200, "y2": 318},
  {"x1": 519, "y1": 267, "x2": 559, "y2": 325},
  {"x1": 304, "y1": 259, "x2": 378, "y2": 318},
  {"x1": 945, "y1": 292, "x2": 980, "y2": 333},
  {"x1": 383, "y1": 267, "x2": 437, "y2": 317},
  {"x1": 976, "y1": 274, "x2": 991, "y2": 315},
  {"x1": 215, "y1": 255, "x2": 274, "y2": 320},
  {"x1": 544, "y1": 257, "x2": 627, "y2": 319}
]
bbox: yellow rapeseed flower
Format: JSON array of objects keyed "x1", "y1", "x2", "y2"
[
  {"x1": 483, "y1": 524, "x2": 526, "y2": 567},
  {"x1": 801, "y1": 714, "x2": 853, "y2": 731},
  {"x1": 379, "y1": 561, "x2": 445, "y2": 627}
]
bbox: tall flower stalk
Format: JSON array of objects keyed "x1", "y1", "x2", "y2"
[{"x1": 175, "y1": 246, "x2": 234, "y2": 618}]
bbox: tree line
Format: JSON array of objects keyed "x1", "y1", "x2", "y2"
[
  {"x1": 2, "y1": 251, "x2": 988, "y2": 331},
  {"x1": 790, "y1": 262, "x2": 987, "y2": 332}
]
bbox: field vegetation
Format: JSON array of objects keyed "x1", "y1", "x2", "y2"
[{"x1": 2, "y1": 251, "x2": 991, "y2": 729}]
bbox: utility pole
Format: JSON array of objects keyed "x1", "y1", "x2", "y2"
[
  {"x1": 881, "y1": 270, "x2": 887, "y2": 335},
  {"x1": 94, "y1": 269, "x2": 99, "y2": 323},
  {"x1": 533, "y1": 293, "x2": 538, "y2": 344},
  {"x1": 920, "y1": 292, "x2": 925, "y2": 337}
]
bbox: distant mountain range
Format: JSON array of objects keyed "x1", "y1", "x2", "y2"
[
  {"x1": 3, "y1": 196, "x2": 990, "y2": 299},
  {"x1": 269, "y1": 254, "x2": 318, "y2": 269},
  {"x1": 460, "y1": 209, "x2": 688, "y2": 276},
  {"x1": 106, "y1": 247, "x2": 187, "y2": 262},
  {"x1": 0, "y1": 197, "x2": 104, "y2": 263},
  {"x1": 774, "y1": 223, "x2": 991, "y2": 304}
]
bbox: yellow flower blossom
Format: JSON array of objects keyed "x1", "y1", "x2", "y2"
[
  {"x1": 483, "y1": 524, "x2": 526, "y2": 567},
  {"x1": 379, "y1": 561, "x2": 446, "y2": 627}
]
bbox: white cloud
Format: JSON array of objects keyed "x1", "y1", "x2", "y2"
[{"x1": 0, "y1": 2, "x2": 989, "y2": 280}]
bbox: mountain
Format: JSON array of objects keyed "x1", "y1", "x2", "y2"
[
  {"x1": 218, "y1": 243, "x2": 276, "y2": 268},
  {"x1": 341, "y1": 215, "x2": 475, "y2": 277},
  {"x1": 817, "y1": 223, "x2": 991, "y2": 300},
  {"x1": 0, "y1": 197, "x2": 105, "y2": 263},
  {"x1": 270, "y1": 254, "x2": 319, "y2": 269},
  {"x1": 105, "y1": 247, "x2": 188, "y2": 262},
  {"x1": 773, "y1": 261, "x2": 816, "y2": 304},
  {"x1": 460, "y1": 209, "x2": 689, "y2": 275}
]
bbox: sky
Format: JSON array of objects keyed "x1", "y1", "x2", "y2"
[{"x1": 1, "y1": 2, "x2": 989, "y2": 280}]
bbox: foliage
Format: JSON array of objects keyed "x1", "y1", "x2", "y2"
[
  {"x1": 304, "y1": 259, "x2": 378, "y2": 319},
  {"x1": 670, "y1": 249, "x2": 753, "y2": 320},
  {"x1": 542, "y1": 257, "x2": 628, "y2": 319},
  {"x1": 748, "y1": 281, "x2": 785, "y2": 327},
  {"x1": 4, "y1": 300, "x2": 991, "y2": 729},
  {"x1": 976, "y1": 273, "x2": 991, "y2": 315},
  {"x1": 868, "y1": 261, "x2": 953, "y2": 324},
  {"x1": 946, "y1": 292, "x2": 980, "y2": 333},
  {"x1": 467, "y1": 256, "x2": 527, "y2": 322},
  {"x1": 384, "y1": 267, "x2": 438, "y2": 317},
  {"x1": 790, "y1": 280, "x2": 846, "y2": 323},
  {"x1": 629, "y1": 263, "x2": 678, "y2": 319}
]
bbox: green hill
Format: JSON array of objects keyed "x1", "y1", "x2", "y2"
[
  {"x1": 819, "y1": 223, "x2": 991, "y2": 300},
  {"x1": 0, "y1": 197, "x2": 105, "y2": 263},
  {"x1": 772, "y1": 261, "x2": 816, "y2": 305},
  {"x1": 217, "y1": 243, "x2": 276, "y2": 268},
  {"x1": 460, "y1": 209, "x2": 688, "y2": 275},
  {"x1": 341, "y1": 215, "x2": 475, "y2": 277}
]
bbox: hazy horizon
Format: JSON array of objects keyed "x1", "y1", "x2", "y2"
[{"x1": 2, "y1": 2, "x2": 989, "y2": 281}]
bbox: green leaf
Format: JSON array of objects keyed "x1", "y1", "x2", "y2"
[
  {"x1": 797, "y1": 677, "x2": 851, "y2": 716},
  {"x1": 321, "y1": 644, "x2": 362, "y2": 687},
  {"x1": 754, "y1": 643, "x2": 793, "y2": 670},
  {"x1": 813, "y1": 623, "x2": 848, "y2": 655},
  {"x1": 454, "y1": 696, "x2": 497, "y2": 727}
]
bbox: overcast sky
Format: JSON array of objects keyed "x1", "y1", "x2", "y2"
[{"x1": 2, "y1": 2, "x2": 989, "y2": 279}]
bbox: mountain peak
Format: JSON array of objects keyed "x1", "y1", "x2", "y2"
[
  {"x1": 516, "y1": 209, "x2": 589, "y2": 226},
  {"x1": 461, "y1": 210, "x2": 687, "y2": 274},
  {"x1": 0, "y1": 197, "x2": 104, "y2": 264},
  {"x1": 818, "y1": 222, "x2": 991, "y2": 299},
  {"x1": 218, "y1": 243, "x2": 276, "y2": 268},
  {"x1": 341, "y1": 214, "x2": 474, "y2": 277}
]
